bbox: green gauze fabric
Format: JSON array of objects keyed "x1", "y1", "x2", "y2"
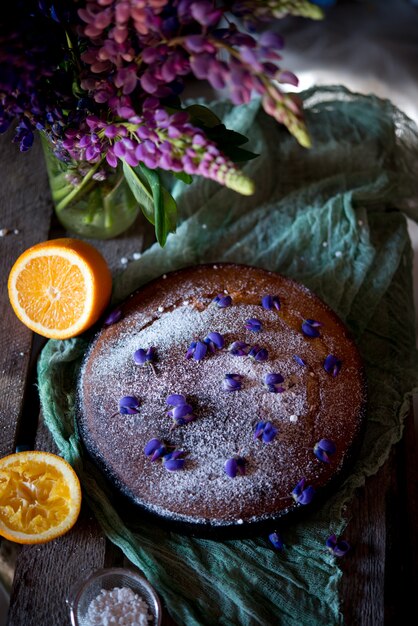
[{"x1": 37, "y1": 86, "x2": 418, "y2": 626}]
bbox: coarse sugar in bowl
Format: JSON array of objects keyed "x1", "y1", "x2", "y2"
[{"x1": 67, "y1": 567, "x2": 162, "y2": 626}]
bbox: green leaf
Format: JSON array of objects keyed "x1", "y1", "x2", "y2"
[
  {"x1": 123, "y1": 161, "x2": 177, "y2": 246},
  {"x1": 122, "y1": 160, "x2": 155, "y2": 223},
  {"x1": 186, "y1": 104, "x2": 222, "y2": 128},
  {"x1": 137, "y1": 164, "x2": 177, "y2": 247},
  {"x1": 171, "y1": 171, "x2": 193, "y2": 185},
  {"x1": 223, "y1": 147, "x2": 259, "y2": 163}
]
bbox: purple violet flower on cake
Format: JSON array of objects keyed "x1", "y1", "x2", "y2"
[
  {"x1": 254, "y1": 421, "x2": 278, "y2": 443},
  {"x1": 222, "y1": 373, "x2": 244, "y2": 392},
  {"x1": 301, "y1": 319, "x2": 323, "y2": 338},
  {"x1": 314, "y1": 439, "x2": 336, "y2": 463},
  {"x1": 228, "y1": 341, "x2": 251, "y2": 356},
  {"x1": 166, "y1": 394, "x2": 195, "y2": 427},
  {"x1": 204, "y1": 331, "x2": 225, "y2": 352},
  {"x1": 118, "y1": 395, "x2": 140, "y2": 415},
  {"x1": 224, "y1": 455, "x2": 246, "y2": 478},
  {"x1": 245, "y1": 318, "x2": 262, "y2": 332},
  {"x1": 291, "y1": 478, "x2": 315, "y2": 505},
  {"x1": 248, "y1": 345, "x2": 268, "y2": 362},
  {"x1": 264, "y1": 373, "x2": 285, "y2": 393},
  {"x1": 261, "y1": 295, "x2": 281, "y2": 311},
  {"x1": 213, "y1": 294, "x2": 232, "y2": 308},
  {"x1": 323, "y1": 355, "x2": 342, "y2": 377}
]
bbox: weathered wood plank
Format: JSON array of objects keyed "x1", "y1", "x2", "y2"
[{"x1": 0, "y1": 133, "x2": 52, "y2": 458}]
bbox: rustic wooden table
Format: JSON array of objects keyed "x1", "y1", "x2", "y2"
[{"x1": 1, "y1": 132, "x2": 417, "y2": 626}]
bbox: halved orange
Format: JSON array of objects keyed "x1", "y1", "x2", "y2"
[
  {"x1": 0, "y1": 450, "x2": 82, "y2": 544},
  {"x1": 8, "y1": 238, "x2": 112, "y2": 339}
]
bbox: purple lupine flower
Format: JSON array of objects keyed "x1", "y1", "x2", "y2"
[
  {"x1": 119, "y1": 395, "x2": 140, "y2": 414},
  {"x1": 293, "y1": 355, "x2": 307, "y2": 367},
  {"x1": 228, "y1": 341, "x2": 251, "y2": 356},
  {"x1": 301, "y1": 319, "x2": 323, "y2": 338},
  {"x1": 204, "y1": 331, "x2": 225, "y2": 352},
  {"x1": 291, "y1": 478, "x2": 315, "y2": 505},
  {"x1": 162, "y1": 449, "x2": 186, "y2": 472},
  {"x1": 185, "y1": 340, "x2": 208, "y2": 361},
  {"x1": 166, "y1": 394, "x2": 195, "y2": 426},
  {"x1": 264, "y1": 373, "x2": 285, "y2": 393},
  {"x1": 248, "y1": 345, "x2": 268, "y2": 362},
  {"x1": 144, "y1": 438, "x2": 167, "y2": 461},
  {"x1": 254, "y1": 421, "x2": 278, "y2": 443},
  {"x1": 314, "y1": 439, "x2": 336, "y2": 463},
  {"x1": 261, "y1": 295, "x2": 281, "y2": 311},
  {"x1": 323, "y1": 355, "x2": 342, "y2": 377},
  {"x1": 326, "y1": 534, "x2": 351, "y2": 557},
  {"x1": 134, "y1": 347, "x2": 156, "y2": 365},
  {"x1": 213, "y1": 294, "x2": 232, "y2": 308},
  {"x1": 268, "y1": 531, "x2": 284, "y2": 551},
  {"x1": 245, "y1": 318, "x2": 262, "y2": 332},
  {"x1": 133, "y1": 347, "x2": 157, "y2": 374},
  {"x1": 224, "y1": 455, "x2": 246, "y2": 478},
  {"x1": 222, "y1": 373, "x2": 243, "y2": 392},
  {"x1": 166, "y1": 394, "x2": 187, "y2": 406},
  {"x1": 104, "y1": 308, "x2": 123, "y2": 325}
]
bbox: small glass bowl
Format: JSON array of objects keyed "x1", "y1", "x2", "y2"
[{"x1": 67, "y1": 567, "x2": 162, "y2": 626}]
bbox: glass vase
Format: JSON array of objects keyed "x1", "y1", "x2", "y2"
[{"x1": 42, "y1": 139, "x2": 140, "y2": 239}]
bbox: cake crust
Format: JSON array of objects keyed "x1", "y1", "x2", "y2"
[{"x1": 77, "y1": 264, "x2": 366, "y2": 536}]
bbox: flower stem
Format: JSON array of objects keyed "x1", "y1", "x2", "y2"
[{"x1": 55, "y1": 159, "x2": 104, "y2": 212}]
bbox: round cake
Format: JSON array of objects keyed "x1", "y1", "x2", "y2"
[{"x1": 77, "y1": 264, "x2": 366, "y2": 537}]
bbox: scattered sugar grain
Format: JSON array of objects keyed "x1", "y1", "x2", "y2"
[
  {"x1": 86, "y1": 586, "x2": 152, "y2": 626},
  {"x1": 132, "y1": 252, "x2": 142, "y2": 260},
  {"x1": 13, "y1": 229, "x2": 19, "y2": 234},
  {"x1": 0, "y1": 228, "x2": 9, "y2": 237},
  {"x1": 335, "y1": 251, "x2": 342, "y2": 258},
  {"x1": 162, "y1": 274, "x2": 167, "y2": 279},
  {"x1": 289, "y1": 415, "x2": 298, "y2": 423},
  {"x1": 322, "y1": 241, "x2": 328, "y2": 247},
  {"x1": 120, "y1": 257, "x2": 129, "y2": 265},
  {"x1": 157, "y1": 306, "x2": 164, "y2": 313},
  {"x1": 202, "y1": 224, "x2": 207, "y2": 229}
]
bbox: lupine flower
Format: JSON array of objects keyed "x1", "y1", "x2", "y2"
[
  {"x1": 301, "y1": 319, "x2": 323, "y2": 338},
  {"x1": 254, "y1": 421, "x2": 278, "y2": 443},
  {"x1": 224, "y1": 455, "x2": 246, "y2": 478},
  {"x1": 248, "y1": 345, "x2": 268, "y2": 362},
  {"x1": 162, "y1": 449, "x2": 186, "y2": 472},
  {"x1": 204, "y1": 331, "x2": 225, "y2": 352},
  {"x1": 166, "y1": 394, "x2": 195, "y2": 427},
  {"x1": 222, "y1": 373, "x2": 244, "y2": 392},
  {"x1": 228, "y1": 341, "x2": 251, "y2": 356},
  {"x1": 213, "y1": 294, "x2": 232, "y2": 308},
  {"x1": 326, "y1": 533, "x2": 351, "y2": 557},
  {"x1": 144, "y1": 437, "x2": 186, "y2": 471},
  {"x1": 185, "y1": 340, "x2": 208, "y2": 361},
  {"x1": 323, "y1": 355, "x2": 342, "y2": 377},
  {"x1": 264, "y1": 373, "x2": 285, "y2": 393},
  {"x1": 268, "y1": 531, "x2": 284, "y2": 551},
  {"x1": 291, "y1": 478, "x2": 315, "y2": 505},
  {"x1": 104, "y1": 308, "x2": 123, "y2": 325},
  {"x1": 1, "y1": 1, "x2": 317, "y2": 246},
  {"x1": 314, "y1": 439, "x2": 336, "y2": 463},
  {"x1": 118, "y1": 395, "x2": 140, "y2": 414},
  {"x1": 293, "y1": 355, "x2": 307, "y2": 367},
  {"x1": 134, "y1": 347, "x2": 157, "y2": 374},
  {"x1": 144, "y1": 438, "x2": 167, "y2": 461},
  {"x1": 261, "y1": 295, "x2": 281, "y2": 311},
  {"x1": 245, "y1": 318, "x2": 262, "y2": 332}
]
